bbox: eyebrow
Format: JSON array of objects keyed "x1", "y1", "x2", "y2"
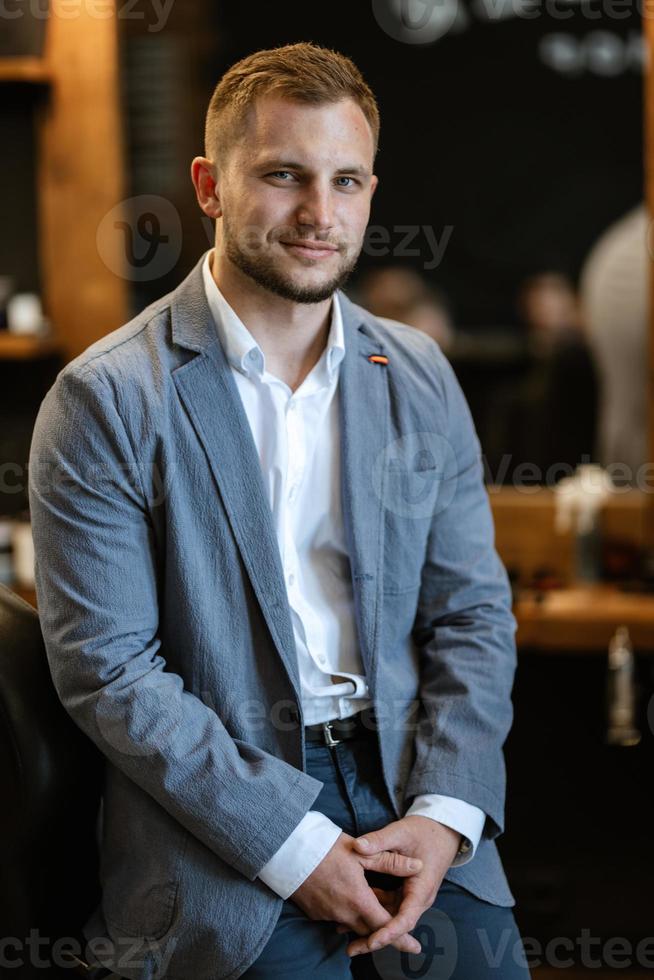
[{"x1": 255, "y1": 159, "x2": 371, "y2": 177}]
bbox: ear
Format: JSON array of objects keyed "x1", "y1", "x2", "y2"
[
  {"x1": 370, "y1": 174, "x2": 379, "y2": 199},
  {"x1": 190, "y1": 157, "x2": 223, "y2": 219}
]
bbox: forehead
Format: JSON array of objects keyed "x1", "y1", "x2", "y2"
[{"x1": 239, "y1": 94, "x2": 375, "y2": 168}]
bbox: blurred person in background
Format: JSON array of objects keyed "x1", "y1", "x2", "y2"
[
  {"x1": 354, "y1": 265, "x2": 455, "y2": 351},
  {"x1": 580, "y1": 204, "x2": 648, "y2": 484},
  {"x1": 499, "y1": 270, "x2": 599, "y2": 484},
  {"x1": 518, "y1": 271, "x2": 584, "y2": 352}
]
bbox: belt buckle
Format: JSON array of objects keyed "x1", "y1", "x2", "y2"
[{"x1": 322, "y1": 721, "x2": 341, "y2": 747}]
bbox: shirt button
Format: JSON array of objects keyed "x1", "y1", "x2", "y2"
[
  {"x1": 287, "y1": 573, "x2": 295, "y2": 587},
  {"x1": 288, "y1": 484, "x2": 298, "y2": 500},
  {"x1": 318, "y1": 655, "x2": 327, "y2": 665}
]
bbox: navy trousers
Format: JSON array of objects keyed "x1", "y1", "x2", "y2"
[{"x1": 242, "y1": 728, "x2": 531, "y2": 979}]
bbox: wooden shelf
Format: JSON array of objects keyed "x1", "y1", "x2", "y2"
[
  {"x1": 515, "y1": 584, "x2": 654, "y2": 652},
  {"x1": 0, "y1": 57, "x2": 52, "y2": 85},
  {"x1": 0, "y1": 332, "x2": 60, "y2": 360}
]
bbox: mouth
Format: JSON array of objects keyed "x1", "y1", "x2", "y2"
[{"x1": 279, "y1": 240, "x2": 340, "y2": 261}]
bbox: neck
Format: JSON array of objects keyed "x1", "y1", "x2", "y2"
[{"x1": 209, "y1": 248, "x2": 333, "y2": 391}]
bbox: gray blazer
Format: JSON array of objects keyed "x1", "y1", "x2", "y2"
[{"x1": 28, "y1": 253, "x2": 518, "y2": 980}]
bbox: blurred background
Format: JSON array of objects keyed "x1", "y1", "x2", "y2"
[{"x1": 2, "y1": 1, "x2": 654, "y2": 976}]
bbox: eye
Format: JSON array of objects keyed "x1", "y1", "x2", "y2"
[
  {"x1": 335, "y1": 176, "x2": 357, "y2": 188},
  {"x1": 268, "y1": 170, "x2": 294, "y2": 181}
]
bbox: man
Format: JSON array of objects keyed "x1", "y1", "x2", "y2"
[{"x1": 28, "y1": 43, "x2": 528, "y2": 980}]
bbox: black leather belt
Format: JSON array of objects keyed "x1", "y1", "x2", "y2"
[{"x1": 304, "y1": 707, "x2": 376, "y2": 746}]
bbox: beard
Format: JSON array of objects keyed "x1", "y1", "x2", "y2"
[{"x1": 222, "y1": 216, "x2": 361, "y2": 304}]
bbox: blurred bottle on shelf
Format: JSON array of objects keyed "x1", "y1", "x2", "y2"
[{"x1": 606, "y1": 625, "x2": 641, "y2": 747}]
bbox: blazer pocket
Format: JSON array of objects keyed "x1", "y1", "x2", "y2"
[
  {"x1": 105, "y1": 878, "x2": 180, "y2": 941},
  {"x1": 103, "y1": 826, "x2": 190, "y2": 941}
]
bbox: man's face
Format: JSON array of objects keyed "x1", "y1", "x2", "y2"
[{"x1": 214, "y1": 94, "x2": 378, "y2": 303}]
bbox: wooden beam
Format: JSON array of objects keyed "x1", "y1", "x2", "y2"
[
  {"x1": 37, "y1": 0, "x2": 129, "y2": 363},
  {"x1": 644, "y1": 11, "x2": 654, "y2": 548}
]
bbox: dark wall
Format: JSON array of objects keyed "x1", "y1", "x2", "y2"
[{"x1": 0, "y1": 87, "x2": 42, "y2": 296}]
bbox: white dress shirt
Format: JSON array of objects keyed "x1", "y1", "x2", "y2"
[{"x1": 202, "y1": 251, "x2": 485, "y2": 900}]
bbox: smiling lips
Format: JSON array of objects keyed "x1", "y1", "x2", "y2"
[{"x1": 280, "y1": 239, "x2": 339, "y2": 259}]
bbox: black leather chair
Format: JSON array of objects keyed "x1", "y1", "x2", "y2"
[{"x1": 0, "y1": 583, "x2": 105, "y2": 977}]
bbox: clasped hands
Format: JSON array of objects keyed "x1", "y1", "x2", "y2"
[{"x1": 290, "y1": 815, "x2": 461, "y2": 958}]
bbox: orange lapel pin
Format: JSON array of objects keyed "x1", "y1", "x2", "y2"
[{"x1": 367, "y1": 354, "x2": 389, "y2": 365}]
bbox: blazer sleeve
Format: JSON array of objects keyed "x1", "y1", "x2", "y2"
[
  {"x1": 27, "y1": 363, "x2": 323, "y2": 880},
  {"x1": 405, "y1": 343, "x2": 518, "y2": 840}
]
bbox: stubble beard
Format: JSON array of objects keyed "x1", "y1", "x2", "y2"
[{"x1": 222, "y1": 216, "x2": 362, "y2": 304}]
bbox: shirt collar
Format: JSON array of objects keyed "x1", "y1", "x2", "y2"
[{"x1": 201, "y1": 249, "x2": 345, "y2": 383}]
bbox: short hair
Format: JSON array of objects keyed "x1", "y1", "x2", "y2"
[{"x1": 204, "y1": 42, "x2": 380, "y2": 169}]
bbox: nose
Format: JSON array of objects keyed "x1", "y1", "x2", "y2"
[{"x1": 295, "y1": 179, "x2": 334, "y2": 232}]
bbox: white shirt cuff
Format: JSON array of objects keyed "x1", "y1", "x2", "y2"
[
  {"x1": 257, "y1": 810, "x2": 343, "y2": 900},
  {"x1": 406, "y1": 794, "x2": 485, "y2": 867}
]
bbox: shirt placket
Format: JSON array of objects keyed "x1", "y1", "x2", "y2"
[{"x1": 283, "y1": 392, "x2": 336, "y2": 681}]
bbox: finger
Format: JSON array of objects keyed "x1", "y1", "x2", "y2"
[
  {"x1": 348, "y1": 930, "x2": 421, "y2": 957},
  {"x1": 361, "y1": 899, "x2": 427, "y2": 952},
  {"x1": 351, "y1": 886, "x2": 421, "y2": 957},
  {"x1": 352, "y1": 829, "x2": 401, "y2": 855},
  {"x1": 356, "y1": 876, "x2": 433, "y2": 953},
  {"x1": 345, "y1": 889, "x2": 422, "y2": 957},
  {"x1": 358, "y1": 850, "x2": 422, "y2": 876},
  {"x1": 337, "y1": 890, "x2": 397, "y2": 926},
  {"x1": 345, "y1": 912, "x2": 421, "y2": 957}
]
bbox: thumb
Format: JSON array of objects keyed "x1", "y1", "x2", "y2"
[{"x1": 353, "y1": 825, "x2": 403, "y2": 854}]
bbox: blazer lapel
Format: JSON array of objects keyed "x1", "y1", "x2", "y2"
[
  {"x1": 170, "y1": 257, "x2": 302, "y2": 698},
  {"x1": 337, "y1": 291, "x2": 390, "y2": 687}
]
